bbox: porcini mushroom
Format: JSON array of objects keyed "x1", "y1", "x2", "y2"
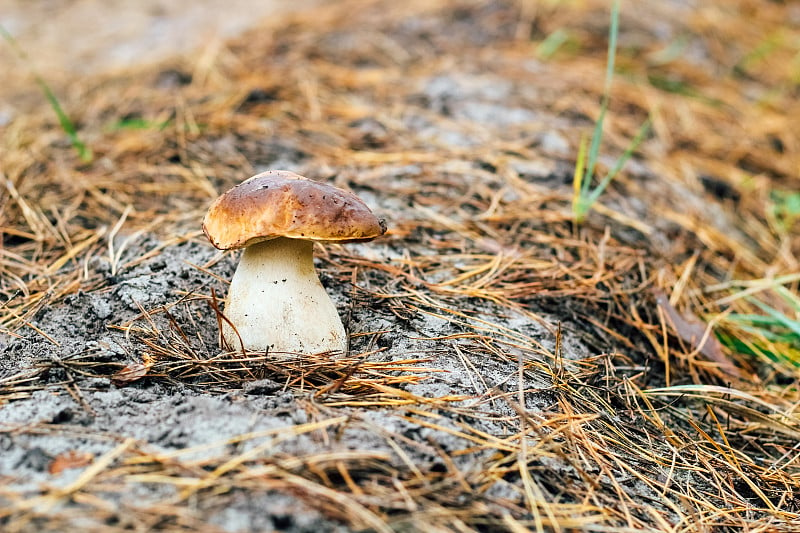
[{"x1": 202, "y1": 170, "x2": 386, "y2": 355}]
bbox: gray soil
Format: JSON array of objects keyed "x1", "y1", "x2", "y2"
[{"x1": 0, "y1": 231, "x2": 592, "y2": 531}]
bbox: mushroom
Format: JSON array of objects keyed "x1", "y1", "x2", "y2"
[{"x1": 202, "y1": 170, "x2": 386, "y2": 355}]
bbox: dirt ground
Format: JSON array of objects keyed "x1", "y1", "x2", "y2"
[{"x1": 1, "y1": 0, "x2": 799, "y2": 531}]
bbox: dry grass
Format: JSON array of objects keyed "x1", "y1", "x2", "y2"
[{"x1": 1, "y1": 0, "x2": 799, "y2": 530}]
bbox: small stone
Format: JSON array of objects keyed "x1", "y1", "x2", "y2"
[{"x1": 539, "y1": 130, "x2": 570, "y2": 155}]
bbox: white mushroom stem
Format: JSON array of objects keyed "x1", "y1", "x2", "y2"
[{"x1": 221, "y1": 237, "x2": 347, "y2": 356}]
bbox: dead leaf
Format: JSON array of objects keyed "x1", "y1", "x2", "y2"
[
  {"x1": 49, "y1": 450, "x2": 94, "y2": 475},
  {"x1": 111, "y1": 362, "x2": 150, "y2": 386},
  {"x1": 654, "y1": 290, "x2": 740, "y2": 376}
]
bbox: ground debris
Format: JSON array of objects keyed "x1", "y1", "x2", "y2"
[{"x1": 1, "y1": 0, "x2": 799, "y2": 531}]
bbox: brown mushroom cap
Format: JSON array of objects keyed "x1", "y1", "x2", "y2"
[{"x1": 202, "y1": 170, "x2": 387, "y2": 250}]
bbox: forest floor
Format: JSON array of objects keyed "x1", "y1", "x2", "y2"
[{"x1": 1, "y1": 0, "x2": 799, "y2": 531}]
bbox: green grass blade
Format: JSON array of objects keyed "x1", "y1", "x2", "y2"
[
  {"x1": 725, "y1": 313, "x2": 788, "y2": 327},
  {"x1": 586, "y1": 118, "x2": 651, "y2": 206},
  {"x1": 717, "y1": 281, "x2": 800, "y2": 367},
  {"x1": 583, "y1": 0, "x2": 620, "y2": 191},
  {"x1": 536, "y1": 29, "x2": 571, "y2": 59},
  {"x1": 583, "y1": 105, "x2": 607, "y2": 198},
  {"x1": 730, "y1": 322, "x2": 796, "y2": 344},
  {"x1": 774, "y1": 285, "x2": 800, "y2": 311},
  {"x1": 572, "y1": 134, "x2": 589, "y2": 222},
  {"x1": 107, "y1": 118, "x2": 172, "y2": 132},
  {"x1": 572, "y1": 0, "x2": 650, "y2": 223},
  {"x1": 748, "y1": 297, "x2": 800, "y2": 339},
  {"x1": 603, "y1": 0, "x2": 620, "y2": 96},
  {"x1": 0, "y1": 24, "x2": 92, "y2": 162},
  {"x1": 35, "y1": 78, "x2": 93, "y2": 162}
]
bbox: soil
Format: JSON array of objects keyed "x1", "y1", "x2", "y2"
[
  {"x1": 1, "y1": 0, "x2": 798, "y2": 531},
  {"x1": 0, "y1": 233, "x2": 567, "y2": 531}
]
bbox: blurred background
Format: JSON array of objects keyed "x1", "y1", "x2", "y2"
[{"x1": 0, "y1": 0, "x2": 322, "y2": 75}]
